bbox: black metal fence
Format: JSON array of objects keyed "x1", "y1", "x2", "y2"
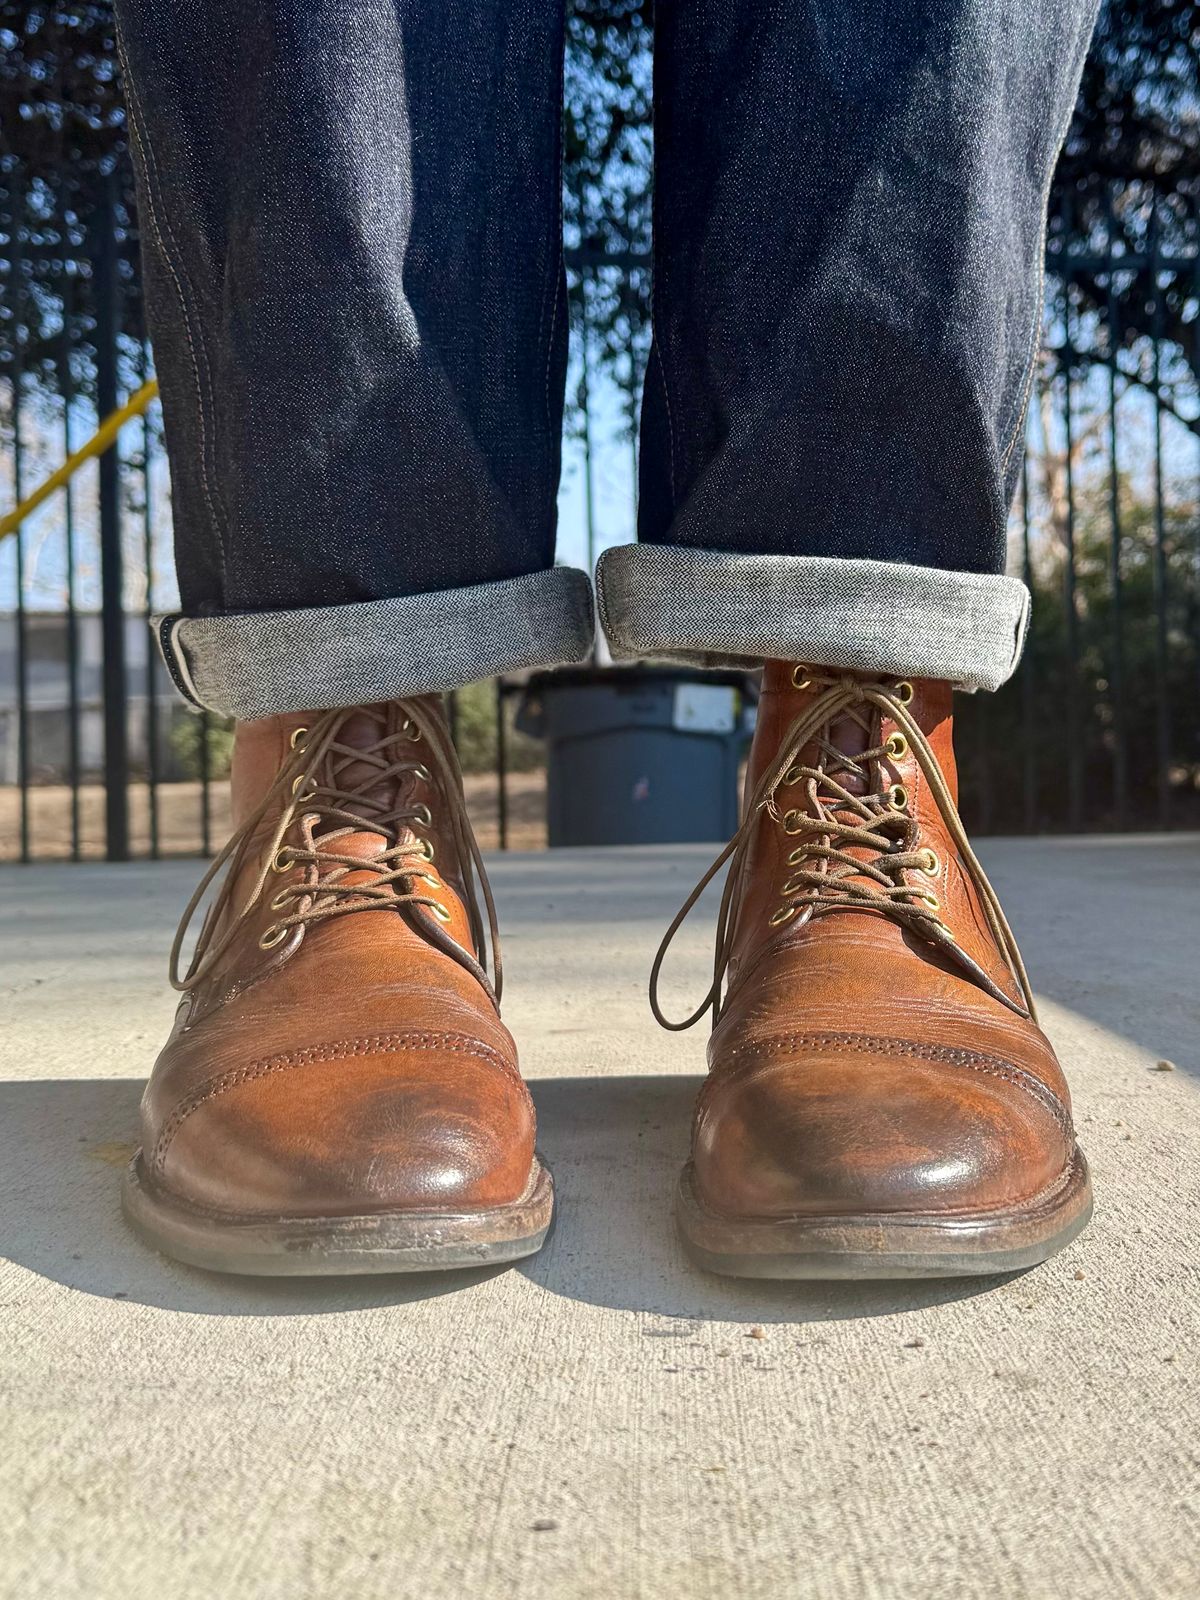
[
  {"x1": 2, "y1": 168, "x2": 1198, "y2": 860},
  {"x1": 966, "y1": 189, "x2": 1200, "y2": 835}
]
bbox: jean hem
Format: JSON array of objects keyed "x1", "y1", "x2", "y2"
[
  {"x1": 156, "y1": 567, "x2": 596, "y2": 718},
  {"x1": 595, "y1": 546, "x2": 1030, "y2": 693}
]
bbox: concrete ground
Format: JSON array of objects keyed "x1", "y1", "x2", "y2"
[{"x1": 1, "y1": 837, "x2": 1198, "y2": 1599}]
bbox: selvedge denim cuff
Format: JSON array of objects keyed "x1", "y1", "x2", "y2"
[
  {"x1": 596, "y1": 546, "x2": 1030, "y2": 694},
  {"x1": 156, "y1": 567, "x2": 596, "y2": 718}
]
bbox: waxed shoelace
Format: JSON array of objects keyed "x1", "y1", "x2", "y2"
[
  {"x1": 169, "y1": 698, "x2": 502, "y2": 1001},
  {"x1": 649, "y1": 672, "x2": 1035, "y2": 1031}
]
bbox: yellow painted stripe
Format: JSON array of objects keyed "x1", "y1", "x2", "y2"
[{"x1": 0, "y1": 378, "x2": 161, "y2": 542}]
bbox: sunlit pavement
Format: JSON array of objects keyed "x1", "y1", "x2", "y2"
[{"x1": 2, "y1": 837, "x2": 1197, "y2": 1598}]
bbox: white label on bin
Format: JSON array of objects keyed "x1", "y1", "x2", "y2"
[{"x1": 673, "y1": 683, "x2": 736, "y2": 734}]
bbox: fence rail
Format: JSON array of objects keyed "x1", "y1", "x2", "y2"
[{"x1": 2, "y1": 168, "x2": 1198, "y2": 860}]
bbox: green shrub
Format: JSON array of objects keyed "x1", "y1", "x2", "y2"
[
  {"x1": 449, "y1": 680, "x2": 544, "y2": 774},
  {"x1": 169, "y1": 711, "x2": 236, "y2": 781}
]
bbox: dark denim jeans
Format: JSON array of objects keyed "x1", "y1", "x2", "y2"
[{"x1": 115, "y1": 0, "x2": 1100, "y2": 717}]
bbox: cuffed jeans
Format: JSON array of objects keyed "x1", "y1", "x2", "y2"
[{"x1": 115, "y1": 0, "x2": 1100, "y2": 718}]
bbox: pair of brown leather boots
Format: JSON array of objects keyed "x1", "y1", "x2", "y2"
[{"x1": 123, "y1": 664, "x2": 1091, "y2": 1279}]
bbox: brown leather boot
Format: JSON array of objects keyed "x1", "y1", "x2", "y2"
[
  {"x1": 123, "y1": 699, "x2": 551, "y2": 1275},
  {"x1": 653, "y1": 663, "x2": 1091, "y2": 1279}
]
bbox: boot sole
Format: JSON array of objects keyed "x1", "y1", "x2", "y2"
[
  {"x1": 676, "y1": 1149, "x2": 1092, "y2": 1280},
  {"x1": 122, "y1": 1152, "x2": 554, "y2": 1277}
]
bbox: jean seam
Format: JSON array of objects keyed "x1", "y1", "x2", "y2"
[
  {"x1": 542, "y1": 247, "x2": 563, "y2": 453},
  {"x1": 595, "y1": 551, "x2": 616, "y2": 648},
  {"x1": 115, "y1": 23, "x2": 231, "y2": 584},
  {"x1": 652, "y1": 340, "x2": 678, "y2": 513},
  {"x1": 1007, "y1": 586, "x2": 1032, "y2": 675},
  {"x1": 540, "y1": 43, "x2": 566, "y2": 455},
  {"x1": 155, "y1": 615, "x2": 201, "y2": 707},
  {"x1": 997, "y1": 262, "x2": 1046, "y2": 473},
  {"x1": 997, "y1": 38, "x2": 1095, "y2": 469}
]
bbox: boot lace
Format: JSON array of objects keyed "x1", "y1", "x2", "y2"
[
  {"x1": 649, "y1": 670, "x2": 1034, "y2": 1031},
  {"x1": 169, "y1": 699, "x2": 502, "y2": 1001}
]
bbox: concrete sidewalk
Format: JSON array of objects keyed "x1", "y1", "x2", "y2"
[{"x1": 2, "y1": 838, "x2": 1198, "y2": 1599}]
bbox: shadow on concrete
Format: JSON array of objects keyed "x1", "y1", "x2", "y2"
[
  {"x1": 0, "y1": 1077, "x2": 510, "y2": 1316},
  {"x1": 0, "y1": 1072, "x2": 1015, "y2": 1321}
]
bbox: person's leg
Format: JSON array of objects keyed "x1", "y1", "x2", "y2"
[
  {"x1": 599, "y1": 0, "x2": 1098, "y2": 694},
  {"x1": 611, "y1": 0, "x2": 1101, "y2": 1279},
  {"x1": 115, "y1": 0, "x2": 573, "y2": 1274},
  {"x1": 117, "y1": 0, "x2": 589, "y2": 719}
]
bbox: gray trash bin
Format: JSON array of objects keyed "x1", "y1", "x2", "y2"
[{"x1": 516, "y1": 667, "x2": 755, "y2": 847}]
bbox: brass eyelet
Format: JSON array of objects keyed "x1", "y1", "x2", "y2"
[
  {"x1": 917, "y1": 892, "x2": 940, "y2": 912},
  {"x1": 271, "y1": 850, "x2": 294, "y2": 874},
  {"x1": 769, "y1": 903, "x2": 797, "y2": 928},
  {"x1": 429, "y1": 901, "x2": 452, "y2": 924},
  {"x1": 418, "y1": 838, "x2": 436, "y2": 862},
  {"x1": 790, "y1": 665, "x2": 812, "y2": 690},
  {"x1": 781, "y1": 873, "x2": 808, "y2": 896},
  {"x1": 921, "y1": 849, "x2": 940, "y2": 875},
  {"x1": 259, "y1": 924, "x2": 288, "y2": 950},
  {"x1": 787, "y1": 847, "x2": 808, "y2": 866},
  {"x1": 895, "y1": 680, "x2": 914, "y2": 705},
  {"x1": 783, "y1": 809, "x2": 805, "y2": 835},
  {"x1": 269, "y1": 889, "x2": 294, "y2": 913},
  {"x1": 291, "y1": 774, "x2": 316, "y2": 797},
  {"x1": 289, "y1": 725, "x2": 308, "y2": 750},
  {"x1": 412, "y1": 802, "x2": 433, "y2": 827},
  {"x1": 888, "y1": 783, "x2": 909, "y2": 811},
  {"x1": 782, "y1": 765, "x2": 804, "y2": 786},
  {"x1": 419, "y1": 873, "x2": 440, "y2": 889},
  {"x1": 886, "y1": 732, "x2": 908, "y2": 760}
]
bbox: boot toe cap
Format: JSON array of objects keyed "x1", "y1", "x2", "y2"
[
  {"x1": 146, "y1": 1037, "x2": 536, "y2": 1218},
  {"x1": 694, "y1": 1042, "x2": 1075, "y2": 1221}
]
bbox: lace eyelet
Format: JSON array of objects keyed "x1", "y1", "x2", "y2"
[
  {"x1": 289, "y1": 726, "x2": 308, "y2": 750},
  {"x1": 419, "y1": 872, "x2": 440, "y2": 889},
  {"x1": 418, "y1": 838, "x2": 436, "y2": 862},
  {"x1": 783, "y1": 809, "x2": 805, "y2": 835},
  {"x1": 429, "y1": 901, "x2": 453, "y2": 923},
  {"x1": 403, "y1": 720, "x2": 422, "y2": 742},
  {"x1": 790, "y1": 665, "x2": 812, "y2": 690},
  {"x1": 781, "y1": 873, "x2": 808, "y2": 895},
  {"x1": 412, "y1": 763, "x2": 432, "y2": 783},
  {"x1": 888, "y1": 784, "x2": 909, "y2": 811},
  {"x1": 412, "y1": 803, "x2": 433, "y2": 828},
  {"x1": 921, "y1": 849, "x2": 940, "y2": 875},
  {"x1": 259, "y1": 924, "x2": 288, "y2": 950},
  {"x1": 886, "y1": 732, "x2": 908, "y2": 760},
  {"x1": 895, "y1": 681, "x2": 915, "y2": 705},
  {"x1": 786, "y1": 847, "x2": 808, "y2": 866},
  {"x1": 269, "y1": 888, "x2": 294, "y2": 912},
  {"x1": 769, "y1": 903, "x2": 797, "y2": 928},
  {"x1": 782, "y1": 765, "x2": 804, "y2": 786},
  {"x1": 271, "y1": 850, "x2": 294, "y2": 874},
  {"x1": 291, "y1": 774, "x2": 316, "y2": 797},
  {"x1": 917, "y1": 892, "x2": 940, "y2": 912}
]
